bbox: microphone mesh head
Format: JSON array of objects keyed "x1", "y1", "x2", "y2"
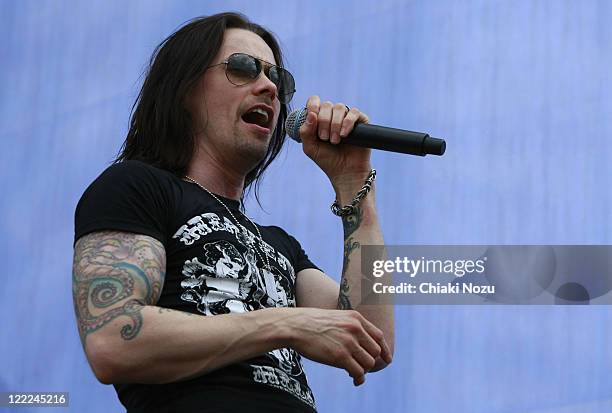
[{"x1": 285, "y1": 108, "x2": 308, "y2": 143}]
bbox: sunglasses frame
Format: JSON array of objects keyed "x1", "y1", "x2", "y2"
[{"x1": 208, "y1": 52, "x2": 296, "y2": 104}]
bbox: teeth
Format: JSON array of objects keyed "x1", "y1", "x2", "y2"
[{"x1": 249, "y1": 108, "x2": 269, "y2": 122}]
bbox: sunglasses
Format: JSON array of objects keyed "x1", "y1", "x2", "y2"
[{"x1": 208, "y1": 53, "x2": 296, "y2": 104}]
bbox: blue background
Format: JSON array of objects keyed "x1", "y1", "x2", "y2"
[{"x1": 1, "y1": 1, "x2": 611, "y2": 412}]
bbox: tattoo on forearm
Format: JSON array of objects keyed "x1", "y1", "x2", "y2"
[
  {"x1": 72, "y1": 232, "x2": 165, "y2": 346},
  {"x1": 338, "y1": 275, "x2": 353, "y2": 310},
  {"x1": 338, "y1": 206, "x2": 363, "y2": 310},
  {"x1": 342, "y1": 209, "x2": 361, "y2": 238}
]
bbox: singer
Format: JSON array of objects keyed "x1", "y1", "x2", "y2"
[{"x1": 72, "y1": 12, "x2": 394, "y2": 413}]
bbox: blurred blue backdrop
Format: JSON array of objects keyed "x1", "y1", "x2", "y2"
[{"x1": 1, "y1": 0, "x2": 611, "y2": 412}]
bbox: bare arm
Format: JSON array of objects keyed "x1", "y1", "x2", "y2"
[
  {"x1": 73, "y1": 231, "x2": 388, "y2": 385},
  {"x1": 334, "y1": 181, "x2": 395, "y2": 369},
  {"x1": 296, "y1": 184, "x2": 395, "y2": 376},
  {"x1": 296, "y1": 97, "x2": 395, "y2": 381}
]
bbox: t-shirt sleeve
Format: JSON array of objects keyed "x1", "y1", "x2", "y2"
[
  {"x1": 74, "y1": 161, "x2": 173, "y2": 246},
  {"x1": 268, "y1": 226, "x2": 320, "y2": 273},
  {"x1": 289, "y1": 235, "x2": 320, "y2": 273}
]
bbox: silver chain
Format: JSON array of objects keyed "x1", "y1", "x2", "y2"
[
  {"x1": 331, "y1": 169, "x2": 377, "y2": 216},
  {"x1": 184, "y1": 176, "x2": 271, "y2": 270}
]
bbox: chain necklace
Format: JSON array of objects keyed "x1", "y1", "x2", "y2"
[{"x1": 184, "y1": 176, "x2": 271, "y2": 271}]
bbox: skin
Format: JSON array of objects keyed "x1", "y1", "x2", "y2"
[
  {"x1": 294, "y1": 98, "x2": 395, "y2": 385},
  {"x1": 183, "y1": 28, "x2": 281, "y2": 200},
  {"x1": 73, "y1": 28, "x2": 394, "y2": 389}
]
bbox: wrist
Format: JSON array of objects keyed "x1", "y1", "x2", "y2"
[
  {"x1": 255, "y1": 307, "x2": 303, "y2": 348},
  {"x1": 330, "y1": 169, "x2": 373, "y2": 198},
  {"x1": 276, "y1": 307, "x2": 314, "y2": 350},
  {"x1": 334, "y1": 183, "x2": 377, "y2": 207},
  {"x1": 331, "y1": 169, "x2": 377, "y2": 214}
]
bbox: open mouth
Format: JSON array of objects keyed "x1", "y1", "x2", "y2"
[{"x1": 241, "y1": 106, "x2": 273, "y2": 131}]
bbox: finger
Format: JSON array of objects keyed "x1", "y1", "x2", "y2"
[
  {"x1": 353, "y1": 375, "x2": 366, "y2": 386},
  {"x1": 299, "y1": 95, "x2": 321, "y2": 144},
  {"x1": 352, "y1": 346, "x2": 377, "y2": 373},
  {"x1": 362, "y1": 321, "x2": 392, "y2": 364},
  {"x1": 343, "y1": 357, "x2": 366, "y2": 383},
  {"x1": 378, "y1": 335, "x2": 393, "y2": 364},
  {"x1": 306, "y1": 95, "x2": 321, "y2": 115},
  {"x1": 356, "y1": 332, "x2": 382, "y2": 362},
  {"x1": 330, "y1": 102, "x2": 348, "y2": 144},
  {"x1": 356, "y1": 314, "x2": 392, "y2": 363},
  {"x1": 340, "y1": 107, "x2": 369, "y2": 138},
  {"x1": 298, "y1": 110, "x2": 318, "y2": 145},
  {"x1": 317, "y1": 101, "x2": 334, "y2": 141}
]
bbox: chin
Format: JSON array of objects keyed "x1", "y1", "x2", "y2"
[{"x1": 237, "y1": 140, "x2": 270, "y2": 167}]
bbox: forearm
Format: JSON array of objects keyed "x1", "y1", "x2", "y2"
[
  {"x1": 334, "y1": 177, "x2": 395, "y2": 364},
  {"x1": 73, "y1": 231, "x2": 310, "y2": 385},
  {"x1": 86, "y1": 305, "x2": 296, "y2": 384}
]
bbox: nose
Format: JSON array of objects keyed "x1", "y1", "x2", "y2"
[{"x1": 252, "y1": 70, "x2": 278, "y2": 102}]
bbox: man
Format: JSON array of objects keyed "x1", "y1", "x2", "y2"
[{"x1": 72, "y1": 12, "x2": 394, "y2": 413}]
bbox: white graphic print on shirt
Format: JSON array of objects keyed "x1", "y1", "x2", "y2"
[{"x1": 172, "y1": 213, "x2": 315, "y2": 409}]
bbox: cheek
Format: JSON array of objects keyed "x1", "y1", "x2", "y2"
[
  {"x1": 205, "y1": 100, "x2": 235, "y2": 128},
  {"x1": 199, "y1": 78, "x2": 236, "y2": 117}
]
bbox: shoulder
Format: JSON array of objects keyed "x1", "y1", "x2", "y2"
[
  {"x1": 263, "y1": 225, "x2": 319, "y2": 273},
  {"x1": 95, "y1": 160, "x2": 177, "y2": 186},
  {"x1": 264, "y1": 225, "x2": 298, "y2": 242},
  {"x1": 79, "y1": 160, "x2": 181, "y2": 202},
  {"x1": 74, "y1": 161, "x2": 181, "y2": 244},
  {"x1": 262, "y1": 225, "x2": 305, "y2": 253}
]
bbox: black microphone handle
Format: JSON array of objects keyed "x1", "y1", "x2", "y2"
[{"x1": 343, "y1": 123, "x2": 446, "y2": 156}]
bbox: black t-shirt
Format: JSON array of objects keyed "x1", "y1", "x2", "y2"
[{"x1": 74, "y1": 160, "x2": 318, "y2": 413}]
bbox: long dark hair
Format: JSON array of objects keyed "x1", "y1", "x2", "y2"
[{"x1": 116, "y1": 12, "x2": 289, "y2": 200}]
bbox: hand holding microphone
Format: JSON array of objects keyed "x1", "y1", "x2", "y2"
[{"x1": 286, "y1": 106, "x2": 446, "y2": 157}]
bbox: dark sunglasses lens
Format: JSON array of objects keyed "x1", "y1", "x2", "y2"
[
  {"x1": 270, "y1": 67, "x2": 295, "y2": 104},
  {"x1": 226, "y1": 54, "x2": 259, "y2": 84},
  {"x1": 226, "y1": 53, "x2": 295, "y2": 104}
]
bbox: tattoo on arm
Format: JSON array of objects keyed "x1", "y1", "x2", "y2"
[
  {"x1": 72, "y1": 232, "x2": 165, "y2": 346},
  {"x1": 338, "y1": 207, "x2": 363, "y2": 310}
]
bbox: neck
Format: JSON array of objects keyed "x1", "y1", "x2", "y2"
[{"x1": 186, "y1": 145, "x2": 248, "y2": 201}]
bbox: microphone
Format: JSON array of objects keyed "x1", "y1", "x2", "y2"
[{"x1": 285, "y1": 108, "x2": 446, "y2": 156}]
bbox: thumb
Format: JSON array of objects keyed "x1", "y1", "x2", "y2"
[{"x1": 299, "y1": 110, "x2": 318, "y2": 144}]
